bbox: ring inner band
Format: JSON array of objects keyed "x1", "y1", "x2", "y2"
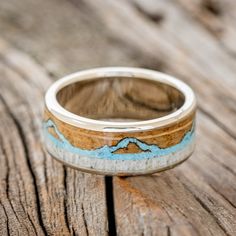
[{"x1": 57, "y1": 77, "x2": 185, "y2": 122}]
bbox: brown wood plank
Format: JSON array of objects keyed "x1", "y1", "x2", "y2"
[{"x1": 0, "y1": 0, "x2": 236, "y2": 235}]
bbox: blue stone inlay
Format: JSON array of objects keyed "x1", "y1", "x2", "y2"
[{"x1": 43, "y1": 119, "x2": 195, "y2": 160}]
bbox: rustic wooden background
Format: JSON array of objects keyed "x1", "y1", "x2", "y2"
[{"x1": 0, "y1": 0, "x2": 236, "y2": 235}]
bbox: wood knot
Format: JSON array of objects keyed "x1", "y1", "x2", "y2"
[
  {"x1": 134, "y1": 3, "x2": 165, "y2": 24},
  {"x1": 202, "y1": 0, "x2": 222, "y2": 16}
]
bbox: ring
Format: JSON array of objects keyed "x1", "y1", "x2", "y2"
[{"x1": 43, "y1": 67, "x2": 196, "y2": 176}]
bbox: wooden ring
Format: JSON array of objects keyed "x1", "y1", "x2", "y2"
[{"x1": 43, "y1": 67, "x2": 197, "y2": 176}]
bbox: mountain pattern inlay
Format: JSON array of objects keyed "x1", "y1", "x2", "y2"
[{"x1": 43, "y1": 119, "x2": 195, "y2": 160}]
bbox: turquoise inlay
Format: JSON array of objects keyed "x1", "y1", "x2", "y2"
[{"x1": 43, "y1": 119, "x2": 195, "y2": 160}]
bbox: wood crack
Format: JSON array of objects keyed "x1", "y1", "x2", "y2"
[
  {"x1": 0, "y1": 136, "x2": 10, "y2": 203},
  {"x1": 208, "y1": 183, "x2": 236, "y2": 209},
  {"x1": 1, "y1": 203, "x2": 11, "y2": 235},
  {"x1": 63, "y1": 166, "x2": 71, "y2": 233},
  {"x1": 10, "y1": 139, "x2": 39, "y2": 236},
  {"x1": 206, "y1": 150, "x2": 236, "y2": 177},
  {"x1": 81, "y1": 204, "x2": 89, "y2": 236},
  {"x1": 105, "y1": 176, "x2": 117, "y2": 236},
  {"x1": 133, "y1": 1, "x2": 164, "y2": 24},
  {"x1": 193, "y1": 194, "x2": 230, "y2": 236},
  {"x1": 167, "y1": 225, "x2": 171, "y2": 236},
  {"x1": 199, "y1": 107, "x2": 236, "y2": 140},
  {"x1": 0, "y1": 94, "x2": 47, "y2": 235},
  {"x1": 176, "y1": 176, "x2": 231, "y2": 236}
]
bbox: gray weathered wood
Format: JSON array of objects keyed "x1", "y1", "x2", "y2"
[
  {"x1": 0, "y1": 41, "x2": 107, "y2": 235},
  {"x1": 0, "y1": 0, "x2": 236, "y2": 235}
]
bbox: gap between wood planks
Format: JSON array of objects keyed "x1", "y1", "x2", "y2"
[
  {"x1": 0, "y1": 36, "x2": 235, "y2": 236},
  {"x1": 105, "y1": 177, "x2": 117, "y2": 236},
  {"x1": 1, "y1": 0, "x2": 236, "y2": 233},
  {"x1": 0, "y1": 50, "x2": 118, "y2": 234}
]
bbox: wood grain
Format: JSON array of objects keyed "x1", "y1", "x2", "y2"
[
  {"x1": 0, "y1": 0, "x2": 235, "y2": 235},
  {"x1": 0, "y1": 41, "x2": 107, "y2": 235},
  {"x1": 44, "y1": 108, "x2": 195, "y2": 150}
]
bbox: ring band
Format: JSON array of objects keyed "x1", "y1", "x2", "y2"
[{"x1": 43, "y1": 67, "x2": 196, "y2": 176}]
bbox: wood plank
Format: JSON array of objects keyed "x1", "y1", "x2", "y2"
[
  {"x1": 0, "y1": 41, "x2": 108, "y2": 235},
  {"x1": 0, "y1": 0, "x2": 236, "y2": 235},
  {"x1": 114, "y1": 112, "x2": 236, "y2": 235},
  {"x1": 84, "y1": 0, "x2": 236, "y2": 138},
  {"x1": 0, "y1": 0, "x2": 137, "y2": 76},
  {"x1": 176, "y1": 0, "x2": 236, "y2": 55},
  {"x1": 77, "y1": 1, "x2": 236, "y2": 235}
]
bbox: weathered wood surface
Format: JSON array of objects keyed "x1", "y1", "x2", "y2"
[{"x1": 0, "y1": 0, "x2": 236, "y2": 235}]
